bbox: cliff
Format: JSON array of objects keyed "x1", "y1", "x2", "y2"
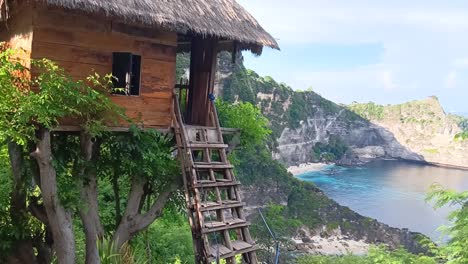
[
  {"x1": 348, "y1": 98, "x2": 468, "y2": 168},
  {"x1": 214, "y1": 53, "x2": 468, "y2": 168}
]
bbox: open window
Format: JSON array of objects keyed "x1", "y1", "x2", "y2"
[{"x1": 112, "y1": 52, "x2": 141, "y2": 96}]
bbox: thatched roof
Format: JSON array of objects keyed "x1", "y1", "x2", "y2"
[{"x1": 1, "y1": 0, "x2": 279, "y2": 53}]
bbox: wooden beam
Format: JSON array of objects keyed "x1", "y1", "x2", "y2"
[
  {"x1": 53, "y1": 126, "x2": 171, "y2": 134},
  {"x1": 186, "y1": 37, "x2": 218, "y2": 126}
]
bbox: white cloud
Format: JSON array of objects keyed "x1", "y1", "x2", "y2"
[
  {"x1": 444, "y1": 71, "x2": 457, "y2": 89},
  {"x1": 238, "y1": 0, "x2": 468, "y2": 112},
  {"x1": 382, "y1": 70, "x2": 396, "y2": 91},
  {"x1": 453, "y1": 58, "x2": 468, "y2": 67}
]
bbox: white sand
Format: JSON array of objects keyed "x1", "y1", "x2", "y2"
[
  {"x1": 287, "y1": 162, "x2": 328, "y2": 175},
  {"x1": 294, "y1": 235, "x2": 370, "y2": 255}
]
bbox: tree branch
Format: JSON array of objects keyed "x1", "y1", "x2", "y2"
[
  {"x1": 113, "y1": 175, "x2": 181, "y2": 249},
  {"x1": 28, "y1": 197, "x2": 49, "y2": 226},
  {"x1": 134, "y1": 179, "x2": 181, "y2": 230}
]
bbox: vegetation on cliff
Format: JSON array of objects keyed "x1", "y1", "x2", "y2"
[
  {"x1": 348, "y1": 98, "x2": 468, "y2": 146},
  {"x1": 311, "y1": 135, "x2": 349, "y2": 162},
  {"x1": 298, "y1": 246, "x2": 437, "y2": 264}
]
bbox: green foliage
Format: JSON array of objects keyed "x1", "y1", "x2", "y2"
[
  {"x1": 132, "y1": 210, "x2": 194, "y2": 264},
  {"x1": 0, "y1": 47, "x2": 125, "y2": 144},
  {"x1": 298, "y1": 246, "x2": 437, "y2": 264},
  {"x1": 286, "y1": 183, "x2": 323, "y2": 228},
  {"x1": 0, "y1": 145, "x2": 15, "y2": 257},
  {"x1": 98, "y1": 127, "x2": 181, "y2": 231},
  {"x1": 423, "y1": 148, "x2": 439, "y2": 154},
  {"x1": 348, "y1": 102, "x2": 385, "y2": 121},
  {"x1": 298, "y1": 254, "x2": 370, "y2": 264},
  {"x1": 454, "y1": 131, "x2": 468, "y2": 141},
  {"x1": 229, "y1": 144, "x2": 287, "y2": 185},
  {"x1": 288, "y1": 93, "x2": 310, "y2": 129},
  {"x1": 97, "y1": 236, "x2": 147, "y2": 264},
  {"x1": 176, "y1": 53, "x2": 190, "y2": 81},
  {"x1": 452, "y1": 114, "x2": 468, "y2": 140},
  {"x1": 222, "y1": 63, "x2": 256, "y2": 104},
  {"x1": 251, "y1": 204, "x2": 301, "y2": 244},
  {"x1": 216, "y1": 100, "x2": 271, "y2": 150},
  {"x1": 102, "y1": 126, "x2": 178, "y2": 183},
  {"x1": 426, "y1": 184, "x2": 468, "y2": 264},
  {"x1": 312, "y1": 135, "x2": 348, "y2": 161}
]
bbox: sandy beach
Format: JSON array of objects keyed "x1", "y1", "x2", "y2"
[
  {"x1": 287, "y1": 162, "x2": 329, "y2": 175},
  {"x1": 292, "y1": 235, "x2": 370, "y2": 255}
]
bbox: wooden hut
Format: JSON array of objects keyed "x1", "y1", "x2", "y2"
[
  {"x1": 0, "y1": 0, "x2": 278, "y2": 263},
  {"x1": 0, "y1": 0, "x2": 278, "y2": 129}
]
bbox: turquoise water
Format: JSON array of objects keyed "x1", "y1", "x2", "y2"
[{"x1": 297, "y1": 160, "x2": 468, "y2": 241}]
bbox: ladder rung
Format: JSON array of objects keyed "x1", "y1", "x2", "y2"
[
  {"x1": 222, "y1": 199, "x2": 240, "y2": 205},
  {"x1": 203, "y1": 220, "x2": 226, "y2": 228},
  {"x1": 194, "y1": 163, "x2": 233, "y2": 169},
  {"x1": 188, "y1": 143, "x2": 228, "y2": 149},
  {"x1": 215, "y1": 178, "x2": 232, "y2": 182},
  {"x1": 193, "y1": 181, "x2": 239, "y2": 188},
  {"x1": 231, "y1": 240, "x2": 254, "y2": 251},
  {"x1": 199, "y1": 201, "x2": 244, "y2": 212},
  {"x1": 202, "y1": 220, "x2": 249, "y2": 234},
  {"x1": 208, "y1": 244, "x2": 231, "y2": 258},
  {"x1": 207, "y1": 243, "x2": 258, "y2": 262},
  {"x1": 195, "y1": 179, "x2": 216, "y2": 184},
  {"x1": 225, "y1": 217, "x2": 246, "y2": 225}
]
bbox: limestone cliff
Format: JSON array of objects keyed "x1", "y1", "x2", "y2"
[
  {"x1": 214, "y1": 53, "x2": 468, "y2": 168},
  {"x1": 349, "y1": 98, "x2": 468, "y2": 168}
]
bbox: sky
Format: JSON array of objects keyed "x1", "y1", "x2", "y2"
[{"x1": 237, "y1": 0, "x2": 468, "y2": 114}]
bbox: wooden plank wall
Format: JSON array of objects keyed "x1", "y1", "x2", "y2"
[
  {"x1": 31, "y1": 7, "x2": 177, "y2": 129},
  {"x1": 0, "y1": 4, "x2": 34, "y2": 68}
]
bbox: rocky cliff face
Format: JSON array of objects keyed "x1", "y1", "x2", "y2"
[
  {"x1": 240, "y1": 182, "x2": 427, "y2": 255},
  {"x1": 350, "y1": 97, "x2": 468, "y2": 168},
  {"x1": 215, "y1": 53, "x2": 468, "y2": 168},
  {"x1": 276, "y1": 96, "x2": 468, "y2": 168}
]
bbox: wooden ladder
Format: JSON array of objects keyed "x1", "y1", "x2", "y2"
[{"x1": 172, "y1": 95, "x2": 258, "y2": 264}]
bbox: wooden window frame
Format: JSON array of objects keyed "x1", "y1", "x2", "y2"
[{"x1": 111, "y1": 52, "x2": 141, "y2": 96}]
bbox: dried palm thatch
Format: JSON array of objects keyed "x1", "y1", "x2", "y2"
[{"x1": 1, "y1": 0, "x2": 279, "y2": 53}]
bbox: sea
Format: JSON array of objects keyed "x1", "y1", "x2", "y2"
[{"x1": 297, "y1": 160, "x2": 468, "y2": 242}]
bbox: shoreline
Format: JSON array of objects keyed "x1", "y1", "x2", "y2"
[
  {"x1": 287, "y1": 162, "x2": 329, "y2": 175},
  {"x1": 287, "y1": 159, "x2": 468, "y2": 176}
]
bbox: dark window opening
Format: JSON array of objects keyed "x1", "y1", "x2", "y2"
[{"x1": 112, "y1": 52, "x2": 141, "y2": 96}]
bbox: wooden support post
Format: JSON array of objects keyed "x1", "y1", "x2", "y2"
[{"x1": 187, "y1": 37, "x2": 218, "y2": 126}]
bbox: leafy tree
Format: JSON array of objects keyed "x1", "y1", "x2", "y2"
[
  {"x1": 216, "y1": 100, "x2": 271, "y2": 150},
  {"x1": 0, "y1": 46, "x2": 182, "y2": 263},
  {"x1": 426, "y1": 184, "x2": 468, "y2": 264}
]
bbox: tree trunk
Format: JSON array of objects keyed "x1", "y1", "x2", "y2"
[
  {"x1": 112, "y1": 170, "x2": 121, "y2": 228},
  {"x1": 31, "y1": 128, "x2": 76, "y2": 264},
  {"x1": 7, "y1": 141, "x2": 37, "y2": 264},
  {"x1": 78, "y1": 132, "x2": 104, "y2": 264},
  {"x1": 113, "y1": 176, "x2": 180, "y2": 249}
]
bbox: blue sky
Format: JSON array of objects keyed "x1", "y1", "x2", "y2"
[{"x1": 238, "y1": 0, "x2": 468, "y2": 114}]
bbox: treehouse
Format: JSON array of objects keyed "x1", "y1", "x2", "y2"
[{"x1": 1, "y1": 0, "x2": 278, "y2": 263}]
